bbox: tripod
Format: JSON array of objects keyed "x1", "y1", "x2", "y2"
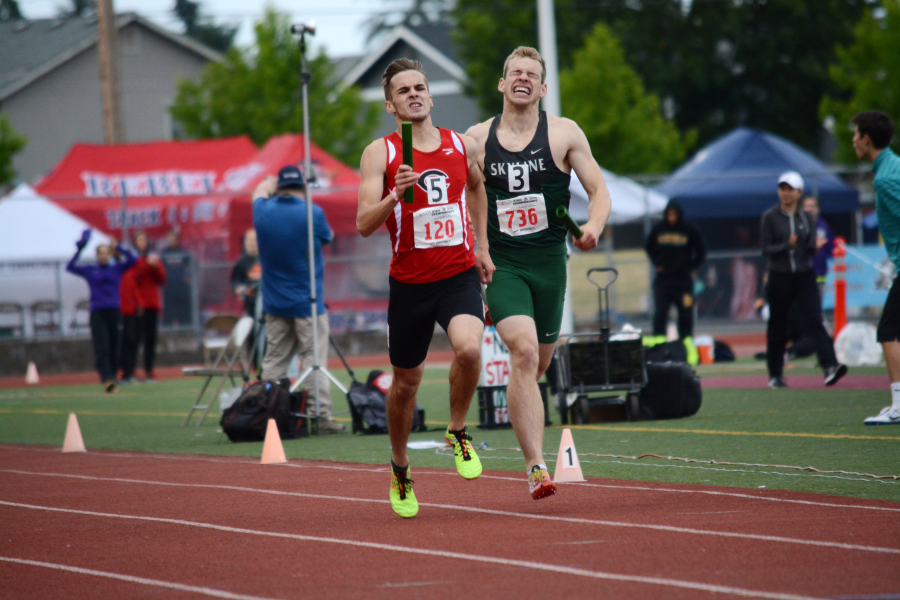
[{"x1": 288, "y1": 22, "x2": 348, "y2": 432}]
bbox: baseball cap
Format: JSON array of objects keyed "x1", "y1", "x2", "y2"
[
  {"x1": 276, "y1": 165, "x2": 305, "y2": 189},
  {"x1": 777, "y1": 171, "x2": 804, "y2": 191}
]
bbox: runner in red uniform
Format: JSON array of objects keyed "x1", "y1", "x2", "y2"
[{"x1": 357, "y1": 58, "x2": 495, "y2": 518}]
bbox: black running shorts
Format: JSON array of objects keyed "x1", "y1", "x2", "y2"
[
  {"x1": 388, "y1": 267, "x2": 485, "y2": 369},
  {"x1": 877, "y1": 275, "x2": 900, "y2": 343}
]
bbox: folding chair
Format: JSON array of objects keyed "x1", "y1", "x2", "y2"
[{"x1": 182, "y1": 315, "x2": 254, "y2": 427}]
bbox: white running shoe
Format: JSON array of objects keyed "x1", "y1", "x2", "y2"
[{"x1": 863, "y1": 406, "x2": 900, "y2": 425}]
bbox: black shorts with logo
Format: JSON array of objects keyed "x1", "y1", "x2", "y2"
[
  {"x1": 388, "y1": 267, "x2": 485, "y2": 369},
  {"x1": 877, "y1": 275, "x2": 900, "y2": 343}
]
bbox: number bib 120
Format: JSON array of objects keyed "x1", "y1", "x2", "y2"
[
  {"x1": 497, "y1": 193, "x2": 549, "y2": 237},
  {"x1": 413, "y1": 204, "x2": 464, "y2": 249}
]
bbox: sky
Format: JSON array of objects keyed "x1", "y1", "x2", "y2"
[{"x1": 19, "y1": 0, "x2": 399, "y2": 57}]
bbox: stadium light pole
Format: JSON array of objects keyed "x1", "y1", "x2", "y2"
[
  {"x1": 538, "y1": 0, "x2": 575, "y2": 335},
  {"x1": 289, "y1": 22, "x2": 348, "y2": 433}
]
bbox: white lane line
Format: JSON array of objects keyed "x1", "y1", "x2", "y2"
[
  {"x1": 0, "y1": 556, "x2": 283, "y2": 600},
  {"x1": 3, "y1": 470, "x2": 897, "y2": 555},
  {"x1": 0, "y1": 500, "x2": 826, "y2": 600},
  {"x1": 4, "y1": 446, "x2": 898, "y2": 512}
]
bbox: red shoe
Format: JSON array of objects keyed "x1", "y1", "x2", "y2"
[{"x1": 528, "y1": 465, "x2": 557, "y2": 500}]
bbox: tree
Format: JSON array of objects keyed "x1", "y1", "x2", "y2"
[
  {"x1": 452, "y1": 0, "x2": 869, "y2": 155},
  {"x1": 0, "y1": 0, "x2": 22, "y2": 21},
  {"x1": 560, "y1": 22, "x2": 695, "y2": 173},
  {"x1": 821, "y1": 2, "x2": 900, "y2": 163},
  {"x1": 170, "y1": 9, "x2": 380, "y2": 168},
  {"x1": 173, "y1": 0, "x2": 237, "y2": 53},
  {"x1": 0, "y1": 114, "x2": 27, "y2": 186}
]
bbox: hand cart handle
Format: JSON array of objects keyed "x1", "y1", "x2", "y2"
[{"x1": 587, "y1": 267, "x2": 618, "y2": 291}]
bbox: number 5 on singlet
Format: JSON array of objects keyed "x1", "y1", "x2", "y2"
[
  {"x1": 413, "y1": 204, "x2": 464, "y2": 249},
  {"x1": 497, "y1": 193, "x2": 549, "y2": 237}
]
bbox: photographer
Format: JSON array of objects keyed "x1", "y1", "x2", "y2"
[{"x1": 252, "y1": 166, "x2": 344, "y2": 434}]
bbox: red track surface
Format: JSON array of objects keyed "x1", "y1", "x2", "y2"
[{"x1": 1, "y1": 445, "x2": 898, "y2": 599}]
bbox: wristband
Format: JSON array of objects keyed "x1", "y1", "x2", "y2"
[{"x1": 389, "y1": 187, "x2": 399, "y2": 202}]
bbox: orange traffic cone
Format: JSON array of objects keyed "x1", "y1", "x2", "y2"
[
  {"x1": 553, "y1": 428, "x2": 585, "y2": 483},
  {"x1": 25, "y1": 361, "x2": 39, "y2": 385},
  {"x1": 260, "y1": 419, "x2": 287, "y2": 464},
  {"x1": 62, "y1": 413, "x2": 86, "y2": 453}
]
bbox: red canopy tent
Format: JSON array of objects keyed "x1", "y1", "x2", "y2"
[{"x1": 36, "y1": 134, "x2": 362, "y2": 262}]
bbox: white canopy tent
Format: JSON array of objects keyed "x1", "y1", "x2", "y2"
[
  {"x1": 568, "y1": 168, "x2": 669, "y2": 224},
  {"x1": 0, "y1": 184, "x2": 111, "y2": 337}
]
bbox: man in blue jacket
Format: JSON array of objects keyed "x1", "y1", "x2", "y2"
[
  {"x1": 253, "y1": 165, "x2": 344, "y2": 434},
  {"x1": 66, "y1": 230, "x2": 137, "y2": 392}
]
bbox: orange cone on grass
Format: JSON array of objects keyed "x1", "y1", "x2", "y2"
[
  {"x1": 25, "y1": 361, "x2": 39, "y2": 385},
  {"x1": 553, "y1": 428, "x2": 585, "y2": 483},
  {"x1": 62, "y1": 413, "x2": 86, "y2": 453},
  {"x1": 260, "y1": 419, "x2": 287, "y2": 464}
]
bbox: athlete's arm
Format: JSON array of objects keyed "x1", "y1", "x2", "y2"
[
  {"x1": 464, "y1": 120, "x2": 492, "y2": 172},
  {"x1": 565, "y1": 121, "x2": 611, "y2": 252},
  {"x1": 356, "y1": 139, "x2": 419, "y2": 238},
  {"x1": 463, "y1": 133, "x2": 494, "y2": 284}
]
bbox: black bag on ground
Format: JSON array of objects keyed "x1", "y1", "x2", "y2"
[
  {"x1": 221, "y1": 380, "x2": 308, "y2": 442},
  {"x1": 644, "y1": 340, "x2": 687, "y2": 364},
  {"x1": 347, "y1": 370, "x2": 426, "y2": 434},
  {"x1": 638, "y1": 362, "x2": 702, "y2": 420}
]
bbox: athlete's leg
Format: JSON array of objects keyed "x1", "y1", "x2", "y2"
[
  {"x1": 495, "y1": 315, "x2": 545, "y2": 469},
  {"x1": 537, "y1": 342, "x2": 557, "y2": 380},
  {"x1": 446, "y1": 314, "x2": 483, "y2": 430},
  {"x1": 388, "y1": 363, "x2": 425, "y2": 469}
]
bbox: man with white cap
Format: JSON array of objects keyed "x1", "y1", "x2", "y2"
[{"x1": 760, "y1": 171, "x2": 847, "y2": 389}]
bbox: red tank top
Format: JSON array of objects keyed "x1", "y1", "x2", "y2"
[{"x1": 383, "y1": 127, "x2": 476, "y2": 284}]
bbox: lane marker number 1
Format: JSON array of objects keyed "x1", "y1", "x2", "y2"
[{"x1": 562, "y1": 445, "x2": 579, "y2": 469}]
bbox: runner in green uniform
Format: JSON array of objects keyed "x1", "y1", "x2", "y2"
[{"x1": 467, "y1": 46, "x2": 611, "y2": 500}]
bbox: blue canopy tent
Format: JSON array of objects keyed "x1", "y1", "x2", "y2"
[{"x1": 654, "y1": 127, "x2": 859, "y2": 220}]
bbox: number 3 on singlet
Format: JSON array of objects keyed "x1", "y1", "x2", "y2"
[
  {"x1": 413, "y1": 204, "x2": 464, "y2": 249},
  {"x1": 497, "y1": 193, "x2": 549, "y2": 237}
]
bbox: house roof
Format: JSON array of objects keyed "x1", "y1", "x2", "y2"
[
  {"x1": 341, "y1": 23, "x2": 467, "y2": 89},
  {"x1": 0, "y1": 13, "x2": 220, "y2": 102}
]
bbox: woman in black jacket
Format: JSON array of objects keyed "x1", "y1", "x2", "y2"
[{"x1": 760, "y1": 171, "x2": 846, "y2": 389}]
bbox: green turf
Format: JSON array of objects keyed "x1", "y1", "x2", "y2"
[{"x1": 1, "y1": 358, "x2": 898, "y2": 503}]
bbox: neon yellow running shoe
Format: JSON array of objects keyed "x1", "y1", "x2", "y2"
[
  {"x1": 445, "y1": 426, "x2": 482, "y2": 479},
  {"x1": 528, "y1": 465, "x2": 557, "y2": 500},
  {"x1": 389, "y1": 463, "x2": 418, "y2": 518}
]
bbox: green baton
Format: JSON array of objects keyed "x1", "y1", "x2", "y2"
[
  {"x1": 556, "y1": 205, "x2": 583, "y2": 238},
  {"x1": 402, "y1": 121, "x2": 414, "y2": 203}
]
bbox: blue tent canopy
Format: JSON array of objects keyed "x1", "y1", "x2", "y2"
[{"x1": 654, "y1": 127, "x2": 859, "y2": 219}]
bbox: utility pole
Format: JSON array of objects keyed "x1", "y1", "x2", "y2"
[
  {"x1": 96, "y1": 0, "x2": 124, "y2": 144},
  {"x1": 537, "y1": 0, "x2": 561, "y2": 117}
]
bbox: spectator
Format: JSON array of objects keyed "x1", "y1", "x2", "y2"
[
  {"x1": 801, "y1": 195, "x2": 836, "y2": 297},
  {"x1": 253, "y1": 166, "x2": 344, "y2": 434},
  {"x1": 645, "y1": 199, "x2": 706, "y2": 364},
  {"x1": 120, "y1": 231, "x2": 167, "y2": 382},
  {"x1": 66, "y1": 230, "x2": 136, "y2": 392},
  {"x1": 760, "y1": 171, "x2": 846, "y2": 389},
  {"x1": 160, "y1": 230, "x2": 193, "y2": 328},
  {"x1": 231, "y1": 229, "x2": 262, "y2": 317}
]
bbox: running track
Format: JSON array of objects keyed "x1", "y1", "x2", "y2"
[{"x1": 1, "y1": 445, "x2": 898, "y2": 599}]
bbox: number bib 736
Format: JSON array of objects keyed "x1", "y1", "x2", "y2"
[
  {"x1": 413, "y1": 204, "x2": 464, "y2": 249},
  {"x1": 496, "y1": 193, "x2": 549, "y2": 237}
]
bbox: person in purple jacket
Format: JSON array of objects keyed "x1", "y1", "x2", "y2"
[
  {"x1": 801, "y1": 195, "x2": 836, "y2": 297},
  {"x1": 66, "y1": 229, "x2": 137, "y2": 392}
]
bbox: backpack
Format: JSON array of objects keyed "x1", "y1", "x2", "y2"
[
  {"x1": 220, "y1": 380, "x2": 308, "y2": 442},
  {"x1": 638, "y1": 362, "x2": 702, "y2": 420},
  {"x1": 346, "y1": 370, "x2": 426, "y2": 434},
  {"x1": 644, "y1": 340, "x2": 688, "y2": 364}
]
